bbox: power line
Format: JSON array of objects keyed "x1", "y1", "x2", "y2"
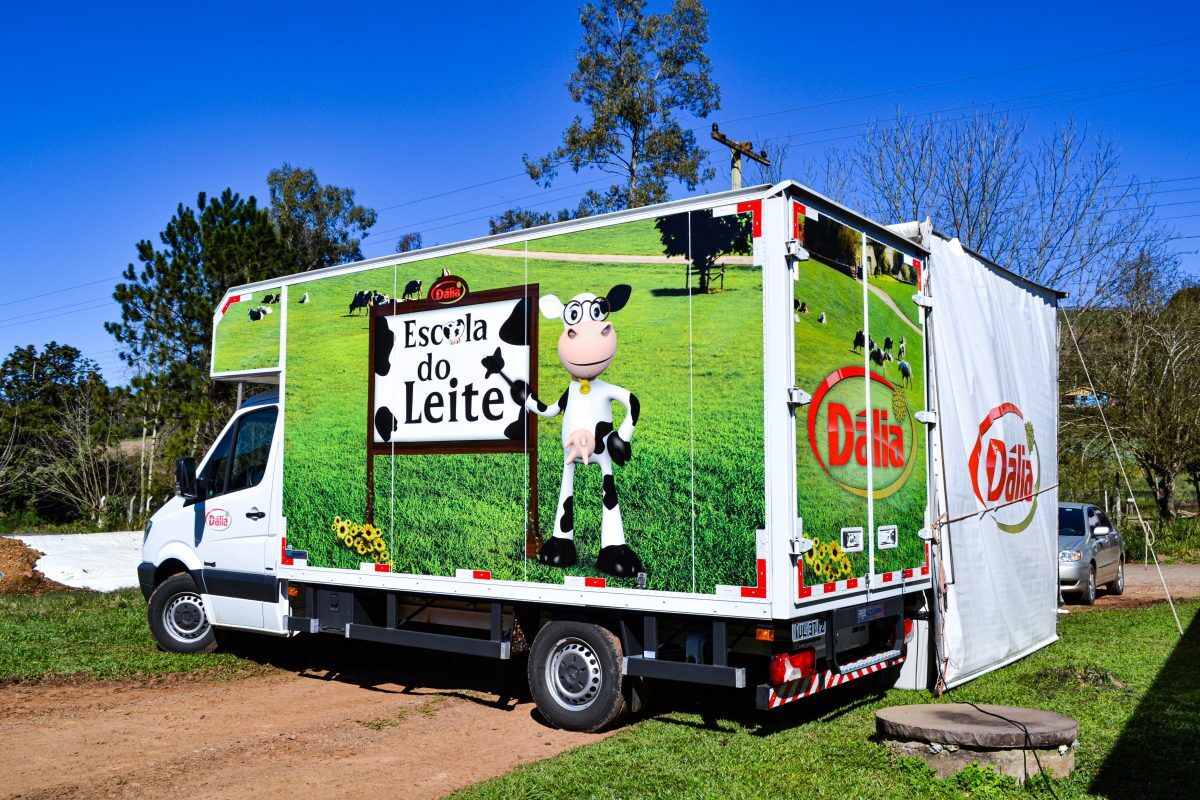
[
  {"x1": 762, "y1": 68, "x2": 1200, "y2": 147},
  {"x1": 0, "y1": 274, "x2": 121, "y2": 309},
  {"x1": 708, "y1": 34, "x2": 1200, "y2": 129},
  {"x1": 0, "y1": 300, "x2": 114, "y2": 332},
  {"x1": 0, "y1": 295, "x2": 114, "y2": 326},
  {"x1": 362, "y1": 34, "x2": 1200, "y2": 218}
]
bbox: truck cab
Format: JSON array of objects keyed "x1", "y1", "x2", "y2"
[{"x1": 138, "y1": 390, "x2": 286, "y2": 652}]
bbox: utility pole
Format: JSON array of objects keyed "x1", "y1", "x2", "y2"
[{"x1": 710, "y1": 124, "x2": 770, "y2": 189}]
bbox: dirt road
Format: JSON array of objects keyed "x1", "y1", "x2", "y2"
[
  {"x1": 1068, "y1": 562, "x2": 1200, "y2": 609},
  {"x1": 0, "y1": 637, "x2": 605, "y2": 800}
]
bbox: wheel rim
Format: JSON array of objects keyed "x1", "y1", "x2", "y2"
[
  {"x1": 1116, "y1": 562, "x2": 1124, "y2": 590},
  {"x1": 544, "y1": 637, "x2": 603, "y2": 711},
  {"x1": 162, "y1": 592, "x2": 210, "y2": 644},
  {"x1": 1088, "y1": 569, "x2": 1095, "y2": 600}
]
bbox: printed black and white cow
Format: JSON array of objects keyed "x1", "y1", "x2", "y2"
[
  {"x1": 480, "y1": 285, "x2": 643, "y2": 578},
  {"x1": 349, "y1": 290, "x2": 373, "y2": 316},
  {"x1": 403, "y1": 279, "x2": 422, "y2": 300}
]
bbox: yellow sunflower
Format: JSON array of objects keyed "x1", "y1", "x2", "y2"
[
  {"x1": 840, "y1": 556, "x2": 853, "y2": 575},
  {"x1": 334, "y1": 520, "x2": 350, "y2": 540},
  {"x1": 829, "y1": 542, "x2": 843, "y2": 561},
  {"x1": 354, "y1": 541, "x2": 369, "y2": 556}
]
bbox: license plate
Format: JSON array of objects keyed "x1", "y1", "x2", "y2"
[{"x1": 792, "y1": 618, "x2": 827, "y2": 642}]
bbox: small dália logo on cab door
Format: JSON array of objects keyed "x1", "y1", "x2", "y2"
[
  {"x1": 205, "y1": 508, "x2": 231, "y2": 531},
  {"x1": 428, "y1": 275, "x2": 469, "y2": 305},
  {"x1": 967, "y1": 402, "x2": 1041, "y2": 533},
  {"x1": 807, "y1": 367, "x2": 917, "y2": 499}
]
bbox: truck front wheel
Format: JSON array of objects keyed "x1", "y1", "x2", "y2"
[
  {"x1": 528, "y1": 621, "x2": 627, "y2": 732},
  {"x1": 148, "y1": 572, "x2": 217, "y2": 654}
]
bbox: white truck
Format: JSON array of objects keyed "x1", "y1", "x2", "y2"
[{"x1": 139, "y1": 181, "x2": 1063, "y2": 731}]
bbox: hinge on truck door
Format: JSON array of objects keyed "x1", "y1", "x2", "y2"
[
  {"x1": 787, "y1": 387, "x2": 812, "y2": 409},
  {"x1": 915, "y1": 410, "x2": 937, "y2": 426},
  {"x1": 912, "y1": 292, "x2": 933, "y2": 308},
  {"x1": 789, "y1": 517, "x2": 814, "y2": 556}
]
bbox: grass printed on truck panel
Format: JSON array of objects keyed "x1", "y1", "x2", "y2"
[{"x1": 278, "y1": 212, "x2": 764, "y2": 592}]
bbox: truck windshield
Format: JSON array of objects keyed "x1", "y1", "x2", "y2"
[{"x1": 1058, "y1": 507, "x2": 1084, "y2": 538}]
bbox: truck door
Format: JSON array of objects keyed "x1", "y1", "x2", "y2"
[
  {"x1": 193, "y1": 405, "x2": 279, "y2": 629},
  {"x1": 791, "y1": 202, "x2": 928, "y2": 600}
]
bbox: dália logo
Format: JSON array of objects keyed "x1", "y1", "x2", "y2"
[
  {"x1": 205, "y1": 509, "x2": 231, "y2": 531},
  {"x1": 967, "y1": 402, "x2": 1040, "y2": 533},
  {"x1": 428, "y1": 275, "x2": 469, "y2": 305},
  {"x1": 807, "y1": 367, "x2": 917, "y2": 499}
]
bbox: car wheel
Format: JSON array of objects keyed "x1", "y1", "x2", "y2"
[
  {"x1": 148, "y1": 572, "x2": 217, "y2": 654},
  {"x1": 528, "y1": 620, "x2": 628, "y2": 732},
  {"x1": 1106, "y1": 558, "x2": 1125, "y2": 596},
  {"x1": 1080, "y1": 564, "x2": 1097, "y2": 606}
]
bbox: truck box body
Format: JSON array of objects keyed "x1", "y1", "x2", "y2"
[{"x1": 142, "y1": 181, "x2": 1061, "y2": 723}]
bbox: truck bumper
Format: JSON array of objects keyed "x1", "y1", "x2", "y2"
[{"x1": 137, "y1": 561, "x2": 156, "y2": 600}]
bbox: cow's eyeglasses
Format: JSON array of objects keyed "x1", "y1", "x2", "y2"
[{"x1": 562, "y1": 297, "x2": 609, "y2": 325}]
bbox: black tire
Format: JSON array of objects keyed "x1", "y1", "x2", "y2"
[
  {"x1": 147, "y1": 572, "x2": 217, "y2": 654},
  {"x1": 1080, "y1": 564, "x2": 1097, "y2": 606},
  {"x1": 527, "y1": 620, "x2": 628, "y2": 732},
  {"x1": 1106, "y1": 558, "x2": 1125, "y2": 596}
]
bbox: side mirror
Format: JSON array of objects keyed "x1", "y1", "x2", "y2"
[
  {"x1": 1093, "y1": 525, "x2": 1111, "y2": 536},
  {"x1": 176, "y1": 457, "x2": 198, "y2": 501}
]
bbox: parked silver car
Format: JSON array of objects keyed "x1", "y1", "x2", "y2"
[{"x1": 1058, "y1": 502, "x2": 1125, "y2": 605}]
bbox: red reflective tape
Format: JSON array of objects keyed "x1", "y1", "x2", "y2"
[
  {"x1": 280, "y1": 537, "x2": 293, "y2": 566},
  {"x1": 882, "y1": 572, "x2": 894, "y2": 583},
  {"x1": 793, "y1": 201, "x2": 806, "y2": 238},
  {"x1": 921, "y1": 565, "x2": 930, "y2": 575},
  {"x1": 584, "y1": 577, "x2": 606, "y2": 588},
  {"x1": 846, "y1": 578, "x2": 859, "y2": 589},
  {"x1": 741, "y1": 558, "x2": 768, "y2": 598},
  {"x1": 472, "y1": 570, "x2": 492, "y2": 580},
  {"x1": 220, "y1": 295, "x2": 241, "y2": 315},
  {"x1": 903, "y1": 569, "x2": 914, "y2": 579},
  {"x1": 375, "y1": 563, "x2": 391, "y2": 572},
  {"x1": 737, "y1": 199, "x2": 763, "y2": 237},
  {"x1": 799, "y1": 586, "x2": 812, "y2": 598},
  {"x1": 823, "y1": 581, "x2": 837, "y2": 592}
]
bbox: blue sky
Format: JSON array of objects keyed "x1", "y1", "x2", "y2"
[{"x1": 1, "y1": 1, "x2": 1197, "y2": 382}]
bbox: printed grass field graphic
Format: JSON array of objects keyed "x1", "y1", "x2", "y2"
[
  {"x1": 793, "y1": 213, "x2": 927, "y2": 585},
  {"x1": 212, "y1": 286, "x2": 282, "y2": 373},
  {"x1": 278, "y1": 212, "x2": 764, "y2": 594}
]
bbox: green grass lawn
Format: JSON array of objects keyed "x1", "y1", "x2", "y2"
[
  {"x1": 0, "y1": 590, "x2": 265, "y2": 682},
  {"x1": 868, "y1": 273, "x2": 922, "y2": 328},
  {"x1": 495, "y1": 217, "x2": 668, "y2": 256},
  {"x1": 282, "y1": 232, "x2": 764, "y2": 593},
  {"x1": 212, "y1": 286, "x2": 282, "y2": 373},
  {"x1": 452, "y1": 601, "x2": 1200, "y2": 800}
]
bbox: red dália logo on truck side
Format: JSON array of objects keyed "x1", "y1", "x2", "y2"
[
  {"x1": 205, "y1": 509, "x2": 231, "y2": 531},
  {"x1": 428, "y1": 275, "x2": 469, "y2": 304},
  {"x1": 967, "y1": 402, "x2": 1041, "y2": 533},
  {"x1": 807, "y1": 367, "x2": 917, "y2": 499}
]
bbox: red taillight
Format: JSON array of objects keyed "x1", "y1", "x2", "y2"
[
  {"x1": 769, "y1": 648, "x2": 816, "y2": 685},
  {"x1": 903, "y1": 618, "x2": 914, "y2": 643}
]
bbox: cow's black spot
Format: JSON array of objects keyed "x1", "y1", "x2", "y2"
[
  {"x1": 536, "y1": 399, "x2": 547, "y2": 413},
  {"x1": 593, "y1": 420, "x2": 613, "y2": 454},
  {"x1": 559, "y1": 496, "x2": 574, "y2": 533},
  {"x1": 374, "y1": 406, "x2": 396, "y2": 441},
  {"x1": 602, "y1": 474, "x2": 618, "y2": 510},
  {"x1": 557, "y1": 388, "x2": 569, "y2": 412},
  {"x1": 498, "y1": 298, "x2": 530, "y2": 345},
  {"x1": 629, "y1": 393, "x2": 641, "y2": 425},
  {"x1": 373, "y1": 317, "x2": 393, "y2": 377}
]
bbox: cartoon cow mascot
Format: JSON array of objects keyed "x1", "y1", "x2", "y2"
[{"x1": 481, "y1": 285, "x2": 643, "y2": 578}]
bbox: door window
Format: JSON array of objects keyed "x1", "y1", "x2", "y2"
[
  {"x1": 228, "y1": 409, "x2": 277, "y2": 492},
  {"x1": 201, "y1": 407, "x2": 278, "y2": 500}
]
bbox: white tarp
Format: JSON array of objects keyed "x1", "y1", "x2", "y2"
[
  {"x1": 9, "y1": 532, "x2": 141, "y2": 592},
  {"x1": 928, "y1": 236, "x2": 1060, "y2": 688}
]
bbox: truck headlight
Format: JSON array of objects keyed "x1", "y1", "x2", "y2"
[
  {"x1": 143, "y1": 520, "x2": 153, "y2": 544},
  {"x1": 1058, "y1": 549, "x2": 1081, "y2": 562}
]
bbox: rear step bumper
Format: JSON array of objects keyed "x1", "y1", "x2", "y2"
[
  {"x1": 622, "y1": 656, "x2": 746, "y2": 688},
  {"x1": 756, "y1": 654, "x2": 905, "y2": 710}
]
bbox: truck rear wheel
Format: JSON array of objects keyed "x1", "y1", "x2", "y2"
[
  {"x1": 528, "y1": 621, "x2": 627, "y2": 732},
  {"x1": 148, "y1": 572, "x2": 217, "y2": 654}
]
